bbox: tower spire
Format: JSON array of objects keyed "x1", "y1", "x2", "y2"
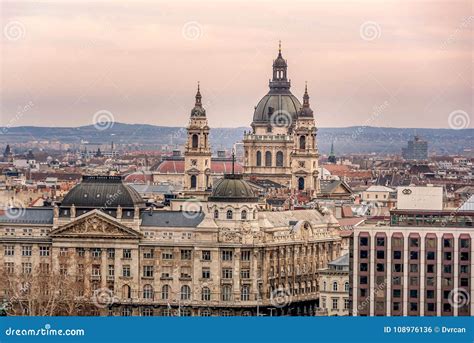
[
  {"x1": 231, "y1": 150, "x2": 235, "y2": 175},
  {"x1": 278, "y1": 40, "x2": 282, "y2": 56},
  {"x1": 195, "y1": 81, "x2": 202, "y2": 107},
  {"x1": 303, "y1": 81, "x2": 310, "y2": 108}
]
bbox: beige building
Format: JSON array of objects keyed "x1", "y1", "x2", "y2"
[
  {"x1": 243, "y1": 45, "x2": 320, "y2": 197},
  {"x1": 318, "y1": 253, "x2": 350, "y2": 316},
  {"x1": 0, "y1": 175, "x2": 343, "y2": 316}
]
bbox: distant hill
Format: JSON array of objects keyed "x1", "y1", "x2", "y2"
[{"x1": 0, "y1": 123, "x2": 472, "y2": 155}]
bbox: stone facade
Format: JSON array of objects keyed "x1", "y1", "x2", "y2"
[{"x1": 0, "y1": 177, "x2": 342, "y2": 316}]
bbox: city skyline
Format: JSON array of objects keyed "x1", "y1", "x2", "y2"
[{"x1": 1, "y1": 0, "x2": 472, "y2": 129}]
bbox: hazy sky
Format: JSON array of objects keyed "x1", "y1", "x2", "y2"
[{"x1": 0, "y1": 0, "x2": 472, "y2": 129}]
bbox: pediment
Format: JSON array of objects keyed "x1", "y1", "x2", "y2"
[{"x1": 51, "y1": 210, "x2": 141, "y2": 239}]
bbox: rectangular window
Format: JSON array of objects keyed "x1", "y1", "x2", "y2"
[
  {"x1": 91, "y1": 248, "x2": 101, "y2": 258},
  {"x1": 360, "y1": 263, "x2": 368, "y2": 272},
  {"x1": 202, "y1": 250, "x2": 211, "y2": 261},
  {"x1": 161, "y1": 266, "x2": 172, "y2": 279},
  {"x1": 222, "y1": 268, "x2": 233, "y2": 279},
  {"x1": 143, "y1": 265, "x2": 154, "y2": 278},
  {"x1": 162, "y1": 251, "x2": 173, "y2": 260},
  {"x1": 22, "y1": 262, "x2": 32, "y2": 274},
  {"x1": 202, "y1": 267, "x2": 210, "y2": 279},
  {"x1": 393, "y1": 250, "x2": 402, "y2": 259},
  {"x1": 240, "y1": 269, "x2": 250, "y2": 279},
  {"x1": 143, "y1": 249, "x2": 154, "y2": 259},
  {"x1": 122, "y1": 265, "x2": 131, "y2": 278},
  {"x1": 22, "y1": 246, "x2": 32, "y2": 257},
  {"x1": 180, "y1": 266, "x2": 191, "y2": 279},
  {"x1": 221, "y1": 250, "x2": 233, "y2": 261},
  {"x1": 359, "y1": 250, "x2": 368, "y2": 259},
  {"x1": 460, "y1": 239, "x2": 470, "y2": 248},
  {"x1": 107, "y1": 248, "x2": 115, "y2": 259},
  {"x1": 376, "y1": 250, "x2": 385, "y2": 259},
  {"x1": 5, "y1": 262, "x2": 14, "y2": 274},
  {"x1": 426, "y1": 251, "x2": 435, "y2": 260},
  {"x1": 123, "y1": 249, "x2": 132, "y2": 259},
  {"x1": 444, "y1": 252, "x2": 452, "y2": 261},
  {"x1": 181, "y1": 249, "x2": 192, "y2": 260},
  {"x1": 410, "y1": 251, "x2": 418, "y2": 260},
  {"x1": 332, "y1": 298, "x2": 338, "y2": 310},
  {"x1": 108, "y1": 265, "x2": 115, "y2": 278},
  {"x1": 76, "y1": 247, "x2": 85, "y2": 257},
  {"x1": 410, "y1": 238, "x2": 419, "y2": 247},
  {"x1": 4, "y1": 245, "x2": 14, "y2": 256},
  {"x1": 427, "y1": 264, "x2": 435, "y2": 273},
  {"x1": 359, "y1": 237, "x2": 368, "y2": 246},
  {"x1": 376, "y1": 237, "x2": 385, "y2": 247},
  {"x1": 241, "y1": 250, "x2": 251, "y2": 261},
  {"x1": 376, "y1": 263, "x2": 385, "y2": 272},
  {"x1": 409, "y1": 264, "x2": 418, "y2": 273},
  {"x1": 59, "y1": 247, "x2": 68, "y2": 256},
  {"x1": 39, "y1": 246, "x2": 50, "y2": 257}
]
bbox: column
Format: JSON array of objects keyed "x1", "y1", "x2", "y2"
[
  {"x1": 453, "y1": 233, "x2": 459, "y2": 316},
  {"x1": 402, "y1": 232, "x2": 408, "y2": 316},
  {"x1": 369, "y1": 231, "x2": 375, "y2": 316},
  {"x1": 420, "y1": 232, "x2": 425, "y2": 316}
]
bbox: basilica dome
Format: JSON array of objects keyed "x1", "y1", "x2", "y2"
[
  {"x1": 209, "y1": 174, "x2": 258, "y2": 203},
  {"x1": 252, "y1": 91, "x2": 302, "y2": 124},
  {"x1": 251, "y1": 43, "x2": 302, "y2": 126}
]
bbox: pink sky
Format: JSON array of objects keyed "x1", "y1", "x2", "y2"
[{"x1": 1, "y1": 0, "x2": 472, "y2": 128}]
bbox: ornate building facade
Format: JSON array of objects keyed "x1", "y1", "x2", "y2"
[
  {"x1": 0, "y1": 175, "x2": 342, "y2": 316},
  {"x1": 243, "y1": 44, "x2": 320, "y2": 197}
]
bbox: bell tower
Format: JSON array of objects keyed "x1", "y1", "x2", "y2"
[
  {"x1": 183, "y1": 82, "x2": 212, "y2": 195},
  {"x1": 290, "y1": 83, "x2": 320, "y2": 197}
]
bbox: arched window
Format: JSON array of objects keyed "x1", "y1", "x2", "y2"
[
  {"x1": 122, "y1": 284, "x2": 131, "y2": 299},
  {"x1": 299, "y1": 135, "x2": 306, "y2": 150},
  {"x1": 333, "y1": 282, "x2": 338, "y2": 292},
  {"x1": 181, "y1": 285, "x2": 191, "y2": 300},
  {"x1": 256, "y1": 151, "x2": 262, "y2": 166},
  {"x1": 192, "y1": 134, "x2": 199, "y2": 148},
  {"x1": 265, "y1": 151, "x2": 272, "y2": 167},
  {"x1": 323, "y1": 281, "x2": 327, "y2": 291},
  {"x1": 202, "y1": 287, "x2": 211, "y2": 301},
  {"x1": 214, "y1": 209, "x2": 219, "y2": 219},
  {"x1": 253, "y1": 210, "x2": 257, "y2": 219},
  {"x1": 226, "y1": 209, "x2": 233, "y2": 220},
  {"x1": 222, "y1": 285, "x2": 232, "y2": 301},
  {"x1": 241, "y1": 285, "x2": 250, "y2": 301},
  {"x1": 190, "y1": 175, "x2": 197, "y2": 189},
  {"x1": 344, "y1": 282, "x2": 349, "y2": 292},
  {"x1": 241, "y1": 210, "x2": 247, "y2": 220},
  {"x1": 161, "y1": 285, "x2": 169, "y2": 300},
  {"x1": 298, "y1": 177, "x2": 305, "y2": 191},
  {"x1": 276, "y1": 151, "x2": 284, "y2": 167},
  {"x1": 143, "y1": 284, "x2": 154, "y2": 299}
]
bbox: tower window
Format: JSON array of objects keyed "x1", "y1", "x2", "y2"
[
  {"x1": 192, "y1": 134, "x2": 199, "y2": 148},
  {"x1": 256, "y1": 151, "x2": 262, "y2": 166},
  {"x1": 265, "y1": 151, "x2": 272, "y2": 167},
  {"x1": 299, "y1": 136, "x2": 306, "y2": 150},
  {"x1": 276, "y1": 151, "x2": 284, "y2": 167},
  {"x1": 298, "y1": 177, "x2": 305, "y2": 191}
]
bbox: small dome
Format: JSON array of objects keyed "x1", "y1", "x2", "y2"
[
  {"x1": 252, "y1": 92, "x2": 302, "y2": 124},
  {"x1": 191, "y1": 106, "x2": 206, "y2": 117},
  {"x1": 61, "y1": 175, "x2": 145, "y2": 208},
  {"x1": 209, "y1": 174, "x2": 258, "y2": 202}
]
